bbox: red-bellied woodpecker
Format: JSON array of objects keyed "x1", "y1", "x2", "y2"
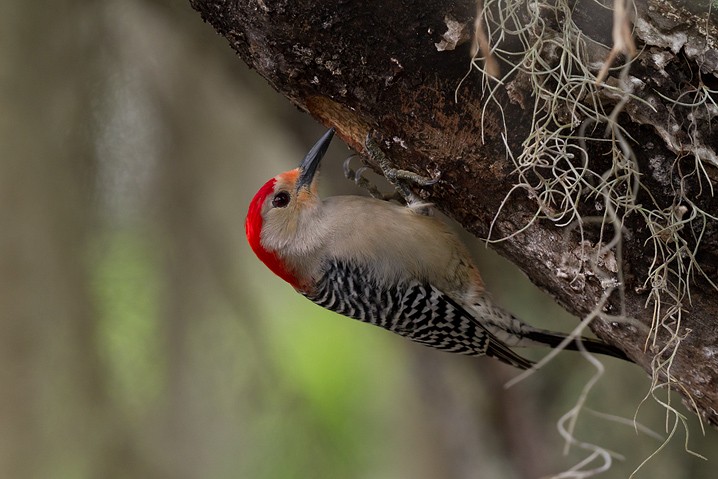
[{"x1": 245, "y1": 129, "x2": 630, "y2": 369}]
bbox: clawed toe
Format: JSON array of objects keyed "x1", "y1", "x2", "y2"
[{"x1": 363, "y1": 131, "x2": 439, "y2": 208}]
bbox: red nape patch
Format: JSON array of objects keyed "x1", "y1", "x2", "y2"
[{"x1": 245, "y1": 177, "x2": 301, "y2": 289}]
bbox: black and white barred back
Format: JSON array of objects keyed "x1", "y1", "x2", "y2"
[{"x1": 304, "y1": 259, "x2": 535, "y2": 369}]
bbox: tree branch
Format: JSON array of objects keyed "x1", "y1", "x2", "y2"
[{"x1": 190, "y1": 0, "x2": 718, "y2": 425}]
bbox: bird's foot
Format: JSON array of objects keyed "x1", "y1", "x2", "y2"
[
  {"x1": 343, "y1": 154, "x2": 399, "y2": 201},
  {"x1": 362, "y1": 132, "x2": 439, "y2": 208}
]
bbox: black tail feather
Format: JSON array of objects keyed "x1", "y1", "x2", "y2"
[{"x1": 523, "y1": 330, "x2": 632, "y2": 363}]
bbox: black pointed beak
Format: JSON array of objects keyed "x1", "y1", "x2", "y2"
[{"x1": 296, "y1": 128, "x2": 334, "y2": 190}]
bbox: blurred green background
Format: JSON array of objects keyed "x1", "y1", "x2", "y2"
[{"x1": 1, "y1": 1, "x2": 715, "y2": 478}]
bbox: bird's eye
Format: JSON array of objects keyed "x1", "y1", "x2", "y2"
[{"x1": 272, "y1": 191, "x2": 290, "y2": 208}]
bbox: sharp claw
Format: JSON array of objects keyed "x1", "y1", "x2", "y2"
[
  {"x1": 343, "y1": 154, "x2": 363, "y2": 182},
  {"x1": 423, "y1": 173, "x2": 440, "y2": 186},
  {"x1": 343, "y1": 156, "x2": 354, "y2": 178},
  {"x1": 354, "y1": 166, "x2": 370, "y2": 185},
  {"x1": 358, "y1": 130, "x2": 439, "y2": 209}
]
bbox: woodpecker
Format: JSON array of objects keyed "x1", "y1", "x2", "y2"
[{"x1": 245, "y1": 129, "x2": 630, "y2": 369}]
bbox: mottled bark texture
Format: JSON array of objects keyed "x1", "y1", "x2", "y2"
[{"x1": 190, "y1": 0, "x2": 718, "y2": 425}]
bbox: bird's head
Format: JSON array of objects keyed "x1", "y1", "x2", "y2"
[{"x1": 245, "y1": 129, "x2": 334, "y2": 288}]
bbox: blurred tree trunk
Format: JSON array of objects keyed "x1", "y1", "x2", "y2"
[
  {"x1": 0, "y1": 2, "x2": 121, "y2": 477},
  {"x1": 190, "y1": 0, "x2": 718, "y2": 425}
]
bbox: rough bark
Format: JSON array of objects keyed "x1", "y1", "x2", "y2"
[{"x1": 190, "y1": 0, "x2": 718, "y2": 425}]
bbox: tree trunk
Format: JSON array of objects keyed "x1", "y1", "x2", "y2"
[{"x1": 190, "y1": 0, "x2": 718, "y2": 425}]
